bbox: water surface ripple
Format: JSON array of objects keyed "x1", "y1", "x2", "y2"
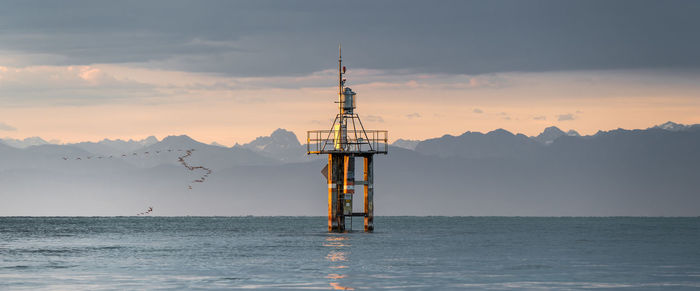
[{"x1": 1, "y1": 217, "x2": 699, "y2": 290}]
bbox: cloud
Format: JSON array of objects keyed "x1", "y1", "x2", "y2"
[
  {"x1": 0, "y1": 65, "x2": 155, "y2": 105},
  {"x1": 406, "y1": 113, "x2": 421, "y2": 119},
  {"x1": 365, "y1": 115, "x2": 385, "y2": 123},
  {"x1": 0, "y1": 1, "x2": 698, "y2": 77},
  {"x1": 557, "y1": 113, "x2": 576, "y2": 121},
  {"x1": 0, "y1": 122, "x2": 17, "y2": 131},
  {"x1": 0, "y1": 63, "x2": 511, "y2": 106},
  {"x1": 473, "y1": 108, "x2": 483, "y2": 114},
  {"x1": 533, "y1": 116, "x2": 547, "y2": 120}
]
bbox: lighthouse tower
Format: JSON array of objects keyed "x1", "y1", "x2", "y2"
[{"x1": 307, "y1": 46, "x2": 388, "y2": 232}]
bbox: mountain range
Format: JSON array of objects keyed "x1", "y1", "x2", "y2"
[{"x1": 1, "y1": 122, "x2": 699, "y2": 216}]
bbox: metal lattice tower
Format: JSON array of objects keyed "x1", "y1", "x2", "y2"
[{"x1": 307, "y1": 45, "x2": 388, "y2": 232}]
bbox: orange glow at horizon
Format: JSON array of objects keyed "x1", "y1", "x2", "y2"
[{"x1": 1, "y1": 65, "x2": 699, "y2": 145}]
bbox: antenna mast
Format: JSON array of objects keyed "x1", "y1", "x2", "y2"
[{"x1": 338, "y1": 44, "x2": 343, "y2": 107}]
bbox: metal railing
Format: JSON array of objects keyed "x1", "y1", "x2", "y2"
[{"x1": 307, "y1": 130, "x2": 388, "y2": 154}]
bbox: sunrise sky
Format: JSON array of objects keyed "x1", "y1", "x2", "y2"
[{"x1": 1, "y1": 1, "x2": 699, "y2": 145}]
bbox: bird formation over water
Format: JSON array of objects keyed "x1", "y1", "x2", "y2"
[
  {"x1": 61, "y1": 148, "x2": 212, "y2": 190},
  {"x1": 63, "y1": 148, "x2": 212, "y2": 216},
  {"x1": 177, "y1": 149, "x2": 212, "y2": 189},
  {"x1": 137, "y1": 206, "x2": 153, "y2": 216}
]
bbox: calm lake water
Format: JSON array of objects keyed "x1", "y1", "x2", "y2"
[{"x1": 1, "y1": 217, "x2": 699, "y2": 290}]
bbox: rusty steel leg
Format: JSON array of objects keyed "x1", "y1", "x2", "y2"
[
  {"x1": 364, "y1": 155, "x2": 374, "y2": 232},
  {"x1": 343, "y1": 155, "x2": 355, "y2": 220},
  {"x1": 336, "y1": 155, "x2": 346, "y2": 232},
  {"x1": 329, "y1": 154, "x2": 346, "y2": 232},
  {"x1": 327, "y1": 155, "x2": 335, "y2": 232}
]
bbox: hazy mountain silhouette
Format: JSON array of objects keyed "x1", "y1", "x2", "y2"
[
  {"x1": 651, "y1": 121, "x2": 700, "y2": 132},
  {"x1": 139, "y1": 135, "x2": 279, "y2": 169},
  {"x1": 1, "y1": 122, "x2": 699, "y2": 216},
  {"x1": 415, "y1": 129, "x2": 541, "y2": 159},
  {"x1": 72, "y1": 136, "x2": 159, "y2": 156},
  {"x1": 532, "y1": 126, "x2": 580, "y2": 145},
  {"x1": 0, "y1": 136, "x2": 54, "y2": 148},
  {"x1": 240, "y1": 128, "x2": 307, "y2": 162},
  {"x1": 391, "y1": 138, "x2": 420, "y2": 150}
]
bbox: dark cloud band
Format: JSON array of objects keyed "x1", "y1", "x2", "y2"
[{"x1": 1, "y1": 0, "x2": 698, "y2": 76}]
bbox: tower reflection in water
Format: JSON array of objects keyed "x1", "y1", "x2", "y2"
[{"x1": 324, "y1": 235, "x2": 354, "y2": 290}]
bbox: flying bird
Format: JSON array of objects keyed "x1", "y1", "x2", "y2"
[
  {"x1": 62, "y1": 146, "x2": 212, "y2": 189},
  {"x1": 136, "y1": 206, "x2": 153, "y2": 216},
  {"x1": 177, "y1": 148, "x2": 212, "y2": 189}
]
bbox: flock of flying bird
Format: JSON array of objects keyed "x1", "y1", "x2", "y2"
[
  {"x1": 61, "y1": 148, "x2": 212, "y2": 189},
  {"x1": 177, "y1": 149, "x2": 213, "y2": 189},
  {"x1": 62, "y1": 148, "x2": 213, "y2": 216},
  {"x1": 136, "y1": 207, "x2": 153, "y2": 216}
]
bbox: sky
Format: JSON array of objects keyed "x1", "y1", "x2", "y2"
[{"x1": 1, "y1": 0, "x2": 699, "y2": 145}]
